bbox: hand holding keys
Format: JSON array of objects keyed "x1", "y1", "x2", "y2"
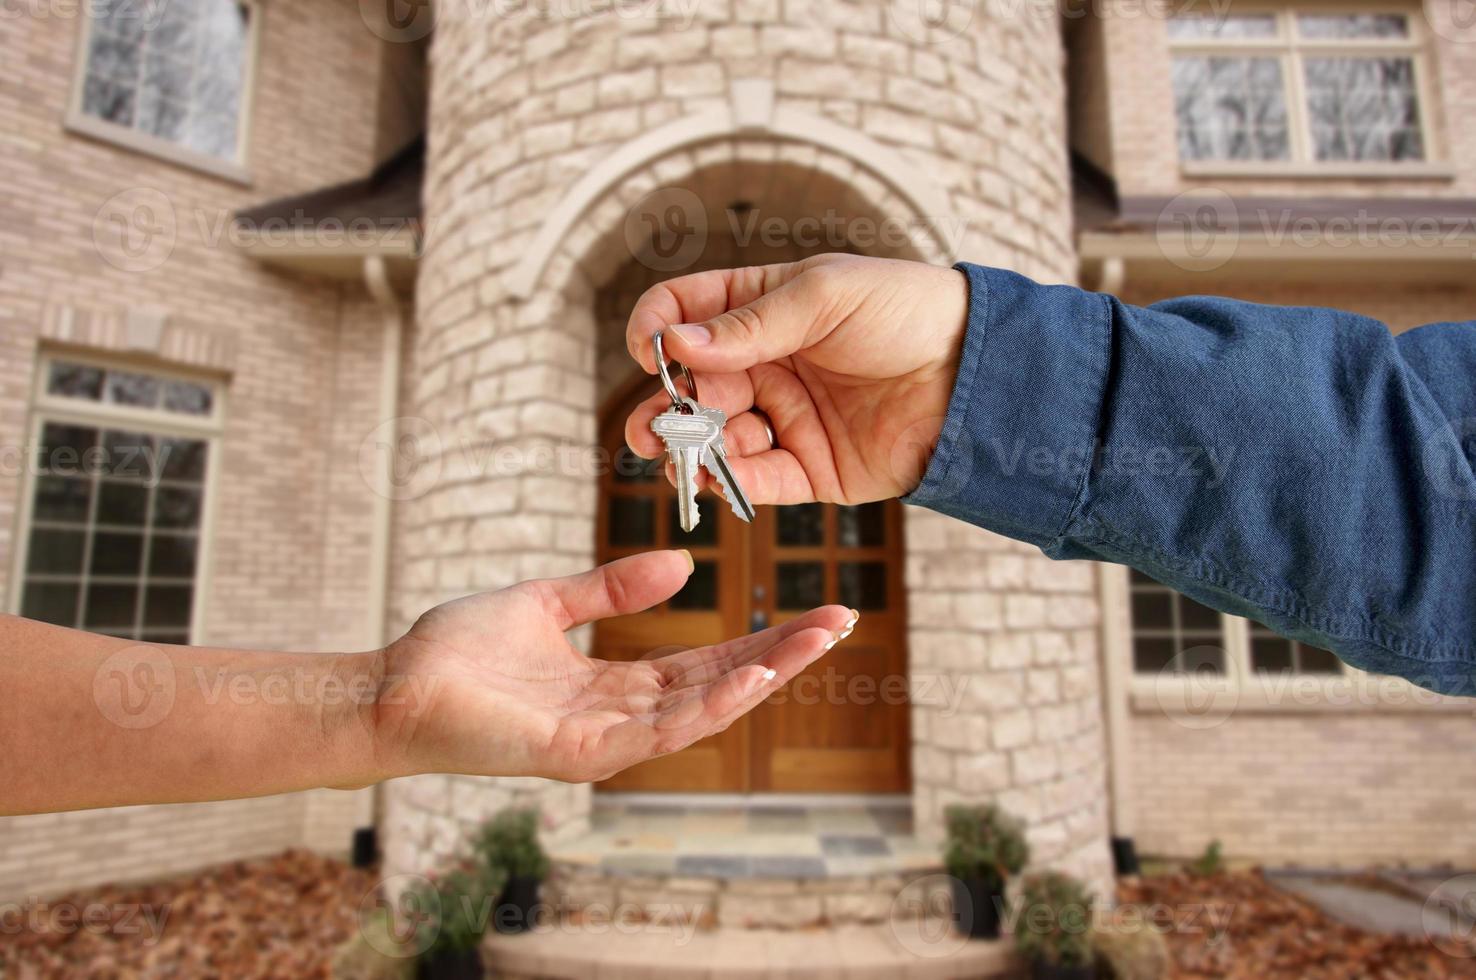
[{"x1": 649, "y1": 332, "x2": 756, "y2": 532}]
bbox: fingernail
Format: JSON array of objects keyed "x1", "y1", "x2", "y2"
[
  {"x1": 825, "y1": 631, "x2": 841, "y2": 650},
  {"x1": 838, "y1": 627, "x2": 854, "y2": 640},
  {"x1": 845, "y1": 612, "x2": 860, "y2": 630},
  {"x1": 672, "y1": 323, "x2": 712, "y2": 346},
  {"x1": 678, "y1": 549, "x2": 694, "y2": 572}
]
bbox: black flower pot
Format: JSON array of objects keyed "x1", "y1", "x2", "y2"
[
  {"x1": 493, "y1": 875, "x2": 541, "y2": 934},
  {"x1": 1030, "y1": 961, "x2": 1096, "y2": 980},
  {"x1": 950, "y1": 876, "x2": 1005, "y2": 939},
  {"x1": 418, "y1": 946, "x2": 482, "y2": 980}
]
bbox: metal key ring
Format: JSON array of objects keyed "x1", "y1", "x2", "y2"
[{"x1": 652, "y1": 331, "x2": 699, "y2": 408}]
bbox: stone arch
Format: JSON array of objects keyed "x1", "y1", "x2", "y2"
[{"x1": 508, "y1": 79, "x2": 959, "y2": 302}]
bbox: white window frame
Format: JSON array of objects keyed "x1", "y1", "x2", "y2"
[
  {"x1": 7, "y1": 351, "x2": 226, "y2": 646},
  {"x1": 1167, "y1": 4, "x2": 1448, "y2": 178},
  {"x1": 64, "y1": 0, "x2": 264, "y2": 185},
  {"x1": 1103, "y1": 565, "x2": 1471, "y2": 713}
]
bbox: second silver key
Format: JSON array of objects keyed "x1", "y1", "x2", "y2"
[{"x1": 650, "y1": 405, "x2": 721, "y2": 532}]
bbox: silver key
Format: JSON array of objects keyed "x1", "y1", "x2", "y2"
[
  {"x1": 650, "y1": 401, "x2": 721, "y2": 532},
  {"x1": 700, "y1": 406, "x2": 756, "y2": 524}
]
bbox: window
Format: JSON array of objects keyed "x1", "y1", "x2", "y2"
[
  {"x1": 1168, "y1": 10, "x2": 1432, "y2": 166},
  {"x1": 13, "y1": 357, "x2": 221, "y2": 644},
  {"x1": 69, "y1": 0, "x2": 257, "y2": 175},
  {"x1": 1126, "y1": 569, "x2": 1342, "y2": 679}
]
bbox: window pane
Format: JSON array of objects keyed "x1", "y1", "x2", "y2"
[
  {"x1": 101, "y1": 430, "x2": 157, "y2": 480},
  {"x1": 1251, "y1": 635, "x2": 1295, "y2": 673},
  {"x1": 1167, "y1": 14, "x2": 1277, "y2": 39},
  {"x1": 90, "y1": 531, "x2": 145, "y2": 577},
  {"x1": 159, "y1": 437, "x2": 208, "y2": 483},
  {"x1": 668, "y1": 562, "x2": 717, "y2": 610},
  {"x1": 1296, "y1": 644, "x2": 1342, "y2": 673},
  {"x1": 1173, "y1": 56, "x2": 1290, "y2": 161},
  {"x1": 144, "y1": 585, "x2": 194, "y2": 628},
  {"x1": 162, "y1": 380, "x2": 213, "y2": 416},
  {"x1": 97, "y1": 481, "x2": 150, "y2": 526},
  {"x1": 84, "y1": 583, "x2": 139, "y2": 629},
  {"x1": 1131, "y1": 591, "x2": 1173, "y2": 629},
  {"x1": 777, "y1": 561, "x2": 825, "y2": 610},
  {"x1": 667, "y1": 496, "x2": 718, "y2": 546},
  {"x1": 22, "y1": 582, "x2": 80, "y2": 625},
  {"x1": 1179, "y1": 597, "x2": 1221, "y2": 630},
  {"x1": 836, "y1": 503, "x2": 885, "y2": 547},
  {"x1": 838, "y1": 561, "x2": 887, "y2": 611},
  {"x1": 47, "y1": 363, "x2": 104, "y2": 400},
  {"x1": 39, "y1": 422, "x2": 98, "y2": 472},
  {"x1": 105, "y1": 370, "x2": 161, "y2": 408},
  {"x1": 1133, "y1": 637, "x2": 1177, "y2": 674},
  {"x1": 777, "y1": 504, "x2": 824, "y2": 546},
  {"x1": 1298, "y1": 14, "x2": 1408, "y2": 39},
  {"x1": 1305, "y1": 57, "x2": 1424, "y2": 162},
  {"x1": 33, "y1": 476, "x2": 94, "y2": 523},
  {"x1": 608, "y1": 497, "x2": 654, "y2": 547},
  {"x1": 149, "y1": 534, "x2": 198, "y2": 578},
  {"x1": 27, "y1": 528, "x2": 86, "y2": 575},
  {"x1": 154, "y1": 485, "x2": 203, "y2": 530},
  {"x1": 82, "y1": 76, "x2": 137, "y2": 126}
]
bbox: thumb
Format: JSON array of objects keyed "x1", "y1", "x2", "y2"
[
  {"x1": 535, "y1": 550, "x2": 693, "y2": 630},
  {"x1": 662, "y1": 271, "x2": 834, "y2": 374}
]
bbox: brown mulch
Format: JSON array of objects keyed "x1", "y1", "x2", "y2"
[
  {"x1": 0, "y1": 849, "x2": 375, "y2": 979},
  {"x1": 1119, "y1": 868, "x2": 1476, "y2": 979}
]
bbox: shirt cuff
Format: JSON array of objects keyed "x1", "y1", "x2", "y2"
[{"x1": 904, "y1": 263, "x2": 1113, "y2": 552}]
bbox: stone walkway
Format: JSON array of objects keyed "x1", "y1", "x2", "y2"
[{"x1": 483, "y1": 920, "x2": 1016, "y2": 979}]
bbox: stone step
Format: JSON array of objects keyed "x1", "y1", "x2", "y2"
[{"x1": 483, "y1": 921, "x2": 1017, "y2": 979}]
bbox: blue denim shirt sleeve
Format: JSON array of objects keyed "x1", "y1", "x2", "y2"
[{"x1": 907, "y1": 262, "x2": 1476, "y2": 697}]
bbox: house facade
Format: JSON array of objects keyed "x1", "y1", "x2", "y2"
[{"x1": 1, "y1": 0, "x2": 1473, "y2": 909}]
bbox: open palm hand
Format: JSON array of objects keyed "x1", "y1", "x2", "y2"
[{"x1": 372, "y1": 551, "x2": 852, "y2": 783}]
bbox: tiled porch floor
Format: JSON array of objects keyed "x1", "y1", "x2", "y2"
[{"x1": 553, "y1": 799, "x2": 939, "y2": 878}]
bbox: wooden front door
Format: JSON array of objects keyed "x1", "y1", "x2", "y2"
[{"x1": 595, "y1": 384, "x2": 910, "y2": 793}]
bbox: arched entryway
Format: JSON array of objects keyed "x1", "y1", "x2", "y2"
[{"x1": 596, "y1": 378, "x2": 910, "y2": 793}]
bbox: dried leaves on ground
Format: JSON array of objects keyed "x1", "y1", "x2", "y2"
[
  {"x1": 0, "y1": 849, "x2": 375, "y2": 979},
  {"x1": 1118, "y1": 868, "x2": 1476, "y2": 980}
]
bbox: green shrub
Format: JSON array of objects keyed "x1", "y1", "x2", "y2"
[
  {"x1": 1188, "y1": 840, "x2": 1223, "y2": 877},
  {"x1": 408, "y1": 863, "x2": 506, "y2": 956},
  {"x1": 474, "y1": 808, "x2": 551, "y2": 881},
  {"x1": 1014, "y1": 872, "x2": 1095, "y2": 969},
  {"x1": 1092, "y1": 921, "x2": 1170, "y2": 980},
  {"x1": 942, "y1": 804, "x2": 1029, "y2": 890}
]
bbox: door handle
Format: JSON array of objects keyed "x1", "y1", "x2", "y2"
[{"x1": 750, "y1": 610, "x2": 769, "y2": 632}]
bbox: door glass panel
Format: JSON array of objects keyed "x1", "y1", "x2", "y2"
[
  {"x1": 669, "y1": 561, "x2": 718, "y2": 610},
  {"x1": 776, "y1": 504, "x2": 823, "y2": 546},
  {"x1": 90, "y1": 531, "x2": 144, "y2": 576},
  {"x1": 839, "y1": 561, "x2": 887, "y2": 610},
  {"x1": 836, "y1": 503, "x2": 884, "y2": 547},
  {"x1": 777, "y1": 561, "x2": 825, "y2": 609},
  {"x1": 668, "y1": 496, "x2": 718, "y2": 546},
  {"x1": 149, "y1": 534, "x2": 198, "y2": 578},
  {"x1": 84, "y1": 583, "x2": 138, "y2": 629},
  {"x1": 608, "y1": 497, "x2": 655, "y2": 546},
  {"x1": 22, "y1": 583, "x2": 80, "y2": 624}
]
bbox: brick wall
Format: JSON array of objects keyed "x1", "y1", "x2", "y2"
[
  {"x1": 0, "y1": 0, "x2": 389, "y2": 899},
  {"x1": 1116, "y1": 279, "x2": 1476, "y2": 867}
]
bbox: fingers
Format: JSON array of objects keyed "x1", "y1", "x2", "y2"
[
  {"x1": 627, "y1": 261, "x2": 845, "y2": 376},
  {"x1": 654, "y1": 605, "x2": 852, "y2": 689},
  {"x1": 536, "y1": 551, "x2": 692, "y2": 630},
  {"x1": 624, "y1": 372, "x2": 756, "y2": 459}
]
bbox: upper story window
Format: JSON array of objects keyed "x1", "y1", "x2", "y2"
[
  {"x1": 13, "y1": 356, "x2": 222, "y2": 644},
  {"x1": 69, "y1": 0, "x2": 257, "y2": 178},
  {"x1": 1168, "y1": 10, "x2": 1432, "y2": 166}
]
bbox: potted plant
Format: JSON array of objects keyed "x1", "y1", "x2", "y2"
[
  {"x1": 410, "y1": 863, "x2": 505, "y2": 980},
  {"x1": 1015, "y1": 872, "x2": 1096, "y2": 980},
  {"x1": 942, "y1": 803, "x2": 1029, "y2": 939},
  {"x1": 474, "y1": 808, "x2": 551, "y2": 935}
]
